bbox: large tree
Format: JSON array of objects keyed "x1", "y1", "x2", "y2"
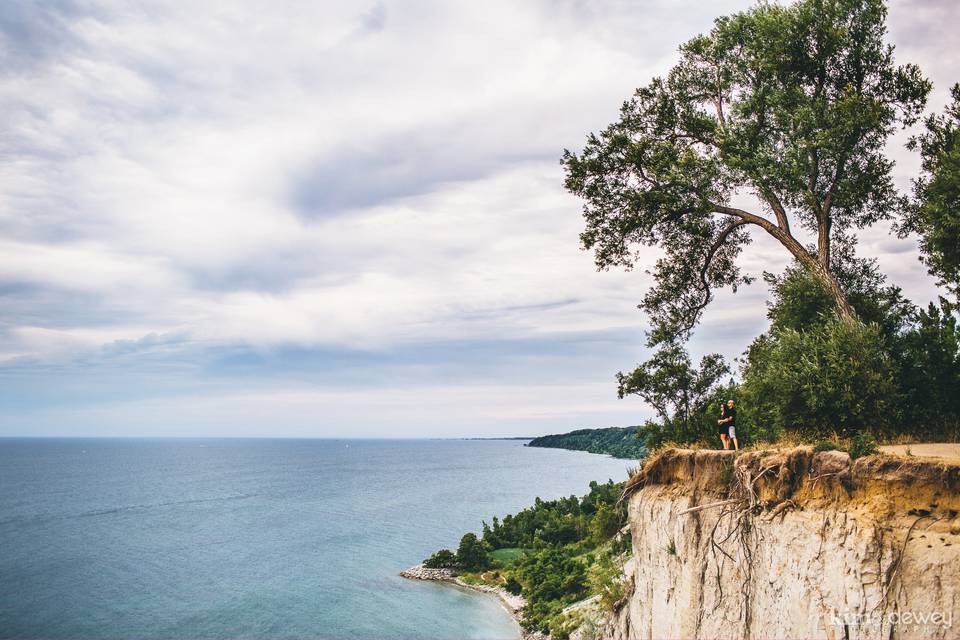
[{"x1": 562, "y1": 0, "x2": 929, "y2": 342}]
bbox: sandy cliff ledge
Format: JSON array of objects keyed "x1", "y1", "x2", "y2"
[{"x1": 591, "y1": 447, "x2": 960, "y2": 640}]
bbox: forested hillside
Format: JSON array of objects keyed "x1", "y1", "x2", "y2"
[{"x1": 527, "y1": 427, "x2": 645, "y2": 460}]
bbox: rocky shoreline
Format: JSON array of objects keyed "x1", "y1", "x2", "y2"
[{"x1": 400, "y1": 564, "x2": 548, "y2": 640}]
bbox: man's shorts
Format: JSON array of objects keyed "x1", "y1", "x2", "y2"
[{"x1": 728, "y1": 425, "x2": 737, "y2": 439}]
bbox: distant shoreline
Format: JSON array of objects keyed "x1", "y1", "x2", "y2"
[
  {"x1": 527, "y1": 426, "x2": 645, "y2": 460},
  {"x1": 455, "y1": 437, "x2": 534, "y2": 441}
]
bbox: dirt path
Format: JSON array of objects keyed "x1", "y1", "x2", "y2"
[{"x1": 880, "y1": 443, "x2": 960, "y2": 462}]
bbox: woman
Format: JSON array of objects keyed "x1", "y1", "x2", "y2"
[{"x1": 718, "y1": 402, "x2": 729, "y2": 449}]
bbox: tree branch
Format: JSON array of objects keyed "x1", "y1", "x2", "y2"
[
  {"x1": 761, "y1": 189, "x2": 791, "y2": 233},
  {"x1": 672, "y1": 219, "x2": 749, "y2": 338}
]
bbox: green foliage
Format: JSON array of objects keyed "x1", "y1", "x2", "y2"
[
  {"x1": 425, "y1": 479, "x2": 627, "y2": 635},
  {"x1": 480, "y1": 480, "x2": 623, "y2": 550},
  {"x1": 618, "y1": 343, "x2": 731, "y2": 446},
  {"x1": 902, "y1": 84, "x2": 960, "y2": 303},
  {"x1": 588, "y1": 503, "x2": 622, "y2": 545},
  {"x1": 516, "y1": 547, "x2": 588, "y2": 633},
  {"x1": 740, "y1": 317, "x2": 899, "y2": 437},
  {"x1": 548, "y1": 611, "x2": 586, "y2": 640},
  {"x1": 587, "y1": 548, "x2": 627, "y2": 611},
  {"x1": 813, "y1": 440, "x2": 840, "y2": 453},
  {"x1": 423, "y1": 549, "x2": 457, "y2": 569},
  {"x1": 895, "y1": 302, "x2": 960, "y2": 437},
  {"x1": 738, "y1": 261, "x2": 960, "y2": 441},
  {"x1": 456, "y1": 533, "x2": 491, "y2": 571},
  {"x1": 848, "y1": 431, "x2": 879, "y2": 459},
  {"x1": 764, "y1": 252, "x2": 913, "y2": 339},
  {"x1": 563, "y1": 0, "x2": 929, "y2": 342},
  {"x1": 527, "y1": 427, "x2": 646, "y2": 459},
  {"x1": 665, "y1": 539, "x2": 677, "y2": 556}
]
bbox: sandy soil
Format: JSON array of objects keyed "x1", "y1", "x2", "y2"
[{"x1": 880, "y1": 443, "x2": 960, "y2": 462}]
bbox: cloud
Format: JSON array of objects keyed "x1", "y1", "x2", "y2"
[{"x1": 0, "y1": 0, "x2": 953, "y2": 436}]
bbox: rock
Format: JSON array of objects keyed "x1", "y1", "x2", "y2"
[{"x1": 399, "y1": 564, "x2": 455, "y2": 581}]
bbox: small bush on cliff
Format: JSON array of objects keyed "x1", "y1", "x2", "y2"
[
  {"x1": 423, "y1": 549, "x2": 457, "y2": 568},
  {"x1": 813, "y1": 440, "x2": 840, "y2": 453},
  {"x1": 618, "y1": 343, "x2": 732, "y2": 446},
  {"x1": 587, "y1": 548, "x2": 626, "y2": 611},
  {"x1": 848, "y1": 431, "x2": 879, "y2": 459},
  {"x1": 504, "y1": 576, "x2": 522, "y2": 595}
]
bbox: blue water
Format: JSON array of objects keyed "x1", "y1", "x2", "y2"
[{"x1": 0, "y1": 439, "x2": 629, "y2": 639}]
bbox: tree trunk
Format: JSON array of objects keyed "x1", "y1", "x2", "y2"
[
  {"x1": 770, "y1": 223, "x2": 858, "y2": 323},
  {"x1": 810, "y1": 262, "x2": 858, "y2": 323},
  {"x1": 712, "y1": 204, "x2": 859, "y2": 323}
]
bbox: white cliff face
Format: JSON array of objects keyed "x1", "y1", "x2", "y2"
[{"x1": 591, "y1": 448, "x2": 960, "y2": 640}]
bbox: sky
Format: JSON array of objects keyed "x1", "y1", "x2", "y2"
[{"x1": 0, "y1": 0, "x2": 957, "y2": 438}]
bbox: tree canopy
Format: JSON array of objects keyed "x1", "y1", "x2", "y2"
[
  {"x1": 902, "y1": 83, "x2": 960, "y2": 304},
  {"x1": 562, "y1": 0, "x2": 929, "y2": 343}
]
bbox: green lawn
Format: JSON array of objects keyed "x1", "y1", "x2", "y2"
[{"x1": 490, "y1": 547, "x2": 527, "y2": 563}]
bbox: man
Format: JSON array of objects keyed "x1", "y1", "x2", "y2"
[{"x1": 719, "y1": 400, "x2": 738, "y2": 451}]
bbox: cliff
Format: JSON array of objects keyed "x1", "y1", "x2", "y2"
[{"x1": 582, "y1": 447, "x2": 960, "y2": 640}]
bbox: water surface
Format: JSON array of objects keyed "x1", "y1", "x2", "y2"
[{"x1": 0, "y1": 438, "x2": 630, "y2": 639}]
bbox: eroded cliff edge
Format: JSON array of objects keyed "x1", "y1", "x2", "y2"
[{"x1": 588, "y1": 447, "x2": 960, "y2": 640}]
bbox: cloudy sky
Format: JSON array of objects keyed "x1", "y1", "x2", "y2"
[{"x1": 1, "y1": 0, "x2": 956, "y2": 437}]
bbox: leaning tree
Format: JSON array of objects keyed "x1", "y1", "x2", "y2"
[{"x1": 562, "y1": 0, "x2": 929, "y2": 343}]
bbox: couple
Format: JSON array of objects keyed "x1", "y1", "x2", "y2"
[{"x1": 718, "y1": 400, "x2": 738, "y2": 450}]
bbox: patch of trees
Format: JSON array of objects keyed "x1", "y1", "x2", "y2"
[
  {"x1": 421, "y1": 479, "x2": 628, "y2": 638},
  {"x1": 423, "y1": 532, "x2": 492, "y2": 571}
]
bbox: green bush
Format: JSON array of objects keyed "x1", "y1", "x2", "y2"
[
  {"x1": 587, "y1": 549, "x2": 626, "y2": 611},
  {"x1": 848, "y1": 431, "x2": 879, "y2": 459},
  {"x1": 504, "y1": 576, "x2": 522, "y2": 595},
  {"x1": 423, "y1": 549, "x2": 457, "y2": 568},
  {"x1": 740, "y1": 318, "x2": 899, "y2": 437}
]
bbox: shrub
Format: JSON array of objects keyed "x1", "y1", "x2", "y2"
[
  {"x1": 423, "y1": 549, "x2": 457, "y2": 568},
  {"x1": 848, "y1": 431, "x2": 879, "y2": 459},
  {"x1": 504, "y1": 576, "x2": 522, "y2": 595},
  {"x1": 740, "y1": 318, "x2": 899, "y2": 437},
  {"x1": 587, "y1": 550, "x2": 626, "y2": 611}
]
